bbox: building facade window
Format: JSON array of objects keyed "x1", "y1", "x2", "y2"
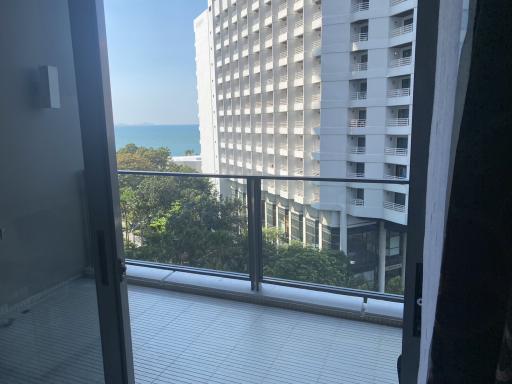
[
  {"x1": 291, "y1": 212, "x2": 303, "y2": 242},
  {"x1": 322, "y1": 226, "x2": 340, "y2": 250},
  {"x1": 305, "y1": 217, "x2": 319, "y2": 247},
  {"x1": 266, "y1": 203, "x2": 276, "y2": 227},
  {"x1": 278, "y1": 206, "x2": 289, "y2": 239}
]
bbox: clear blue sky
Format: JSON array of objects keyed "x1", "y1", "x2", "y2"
[{"x1": 104, "y1": 0, "x2": 207, "y2": 125}]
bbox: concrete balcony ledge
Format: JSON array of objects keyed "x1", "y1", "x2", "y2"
[{"x1": 126, "y1": 264, "x2": 403, "y2": 326}]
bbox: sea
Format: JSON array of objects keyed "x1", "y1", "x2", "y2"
[{"x1": 114, "y1": 124, "x2": 200, "y2": 156}]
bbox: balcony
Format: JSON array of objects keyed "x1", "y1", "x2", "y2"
[
  {"x1": 391, "y1": 23, "x2": 413, "y2": 37},
  {"x1": 278, "y1": 1, "x2": 288, "y2": 19},
  {"x1": 384, "y1": 200, "x2": 407, "y2": 212},
  {"x1": 352, "y1": 32, "x2": 368, "y2": 42},
  {"x1": 387, "y1": 88, "x2": 411, "y2": 98},
  {"x1": 351, "y1": 1, "x2": 370, "y2": 13},
  {"x1": 389, "y1": 56, "x2": 412, "y2": 68},
  {"x1": 350, "y1": 146, "x2": 366, "y2": 154},
  {"x1": 293, "y1": 0, "x2": 304, "y2": 11},
  {"x1": 0, "y1": 275, "x2": 403, "y2": 383},
  {"x1": 387, "y1": 117, "x2": 410, "y2": 127},
  {"x1": 351, "y1": 91, "x2": 367, "y2": 100},
  {"x1": 311, "y1": 38, "x2": 321, "y2": 56},
  {"x1": 351, "y1": 198, "x2": 365, "y2": 206},
  {"x1": 385, "y1": 147, "x2": 408, "y2": 156},
  {"x1": 348, "y1": 172, "x2": 366, "y2": 178},
  {"x1": 349, "y1": 118, "x2": 367, "y2": 128},
  {"x1": 312, "y1": 11, "x2": 322, "y2": 30},
  {"x1": 352, "y1": 62, "x2": 368, "y2": 72},
  {"x1": 294, "y1": 18, "x2": 304, "y2": 36},
  {"x1": 294, "y1": 45, "x2": 304, "y2": 61}
]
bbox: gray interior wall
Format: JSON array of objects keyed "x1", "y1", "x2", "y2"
[{"x1": 0, "y1": 0, "x2": 88, "y2": 310}]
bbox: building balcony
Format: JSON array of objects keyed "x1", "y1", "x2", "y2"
[
  {"x1": 351, "y1": 1, "x2": 370, "y2": 13},
  {"x1": 294, "y1": 120, "x2": 304, "y2": 134},
  {"x1": 384, "y1": 200, "x2": 407, "y2": 212},
  {"x1": 352, "y1": 62, "x2": 368, "y2": 72},
  {"x1": 293, "y1": 0, "x2": 304, "y2": 11},
  {"x1": 350, "y1": 146, "x2": 366, "y2": 154},
  {"x1": 351, "y1": 91, "x2": 367, "y2": 100},
  {"x1": 384, "y1": 174, "x2": 408, "y2": 183},
  {"x1": 389, "y1": 56, "x2": 412, "y2": 68},
  {"x1": 252, "y1": 0, "x2": 260, "y2": 10},
  {"x1": 351, "y1": 198, "x2": 365, "y2": 206},
  {"x1": 385, "y1": 147, "x2": 408, "y2": 156},
  {"x1": 311, "y1": 38, "x2": 321, "y2": 56},
  {"x1": 294, "y1": 45, "x2": 304, "y2": 62},
  {"x1": 349, "y1": 118, "x2": 366, "y2": 129},
  {"x1": 278, "y1": 1, "x2": 288, "y2": 19},
  {"x1": 294, "y1": 18, "x2": 304, "y2": 36},
  {"x1": 312, "y1": 11, "x2": 322, "y2": 30},
  {"x1": 387, "y1": 88, "x2": 411, "y2": 98},
  {"x1": 352, "y1": 32, "x2": 368, "y2": 42},
  {"x1": 391, "y1": 23, "x2": 414, "y2": 38},
  {"x1": 348, "y1": 172, "x2": 366, "y2": 178},
  {"x1": 387, "y1": 117, "x2": 410, "y2": 127},
  {"x1": 264, "y1": 11, "x2": 272, "y2": 26}
]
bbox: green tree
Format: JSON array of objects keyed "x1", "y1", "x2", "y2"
[
  {"x1": 184, "y1": 149, "x2": 195, "y2": 156},
  {"x1": 117, "y1": 145, "x2": 375, "y2": 292}
]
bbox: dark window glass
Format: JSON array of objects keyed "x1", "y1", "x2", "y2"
[
  {"x1": 397, "y1": 137, "x2": 408, "y2": 149},
  {"x1": 356, "y1": 188, "x2": 365, "y2": 200},
  {"x1": 356, "y1": 162, "x2": 365, "y2": 174},
  {"x1": 266, "y1": 203, "x2": 276, "y2": 227},
  {"x1": 358, "y1": 109, "x2": 367, "y2": 119},
  {"x1": 305, "y1": 218, "x2": 319, "y2": 247},
  {"x1": 359, "y1": 81, "x2": 367, "y2": 92},
  {"x1": 394, "y1": 193, "x2": 406, "y2": 205},
  {"x1": 397, "y1": 108, "x2": 409, "y2": 118},
  {"x1": 357, "y1": 136, "x2": 366, "y2": 147},
  {"x1": 402, "y1": 48, "x2": 412, "y2": 58},
  {"x1": 290, "y1": 212, "x2": 303, "y2": 242},
  {"x1": 347, "y1": 224, "x2": 379, "y2": 274},
  {"x1": 396, "y1": 165, "x2": 407, "y2": 178},
  {"x1": 278, "y1": 206, "x2": 289, "y2": 239},
  {"x1": 401, "y1": 77, "x2": 411, "y2": 88},
  {"x1": 404, "y1": 17, "x2": 414, "y2": 26}
]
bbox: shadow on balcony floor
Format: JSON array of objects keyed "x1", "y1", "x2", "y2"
[{"x1": 0, "y1": 278, "x2": 402, "y2": 383}]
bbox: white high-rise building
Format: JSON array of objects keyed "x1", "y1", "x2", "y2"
[{"x1": 195, "y1": 0, "x2": 419, "y2": 290}]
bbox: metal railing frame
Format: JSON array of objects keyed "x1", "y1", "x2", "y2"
[{"x1": 118, "y1": 170, "x2": 406, "y2": 303}]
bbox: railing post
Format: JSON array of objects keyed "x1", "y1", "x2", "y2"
[{"x1": 247, "y1": 177, "x2": 263, "y2": 291}]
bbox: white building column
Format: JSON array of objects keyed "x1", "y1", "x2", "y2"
[
  {"x1": 401, "y1": 231, "x2": 407, "y2": 290},
  {"x1": 378, "y1": 221, "x2": 387, "y2": 293}
]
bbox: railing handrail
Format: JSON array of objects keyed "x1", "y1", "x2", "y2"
[
  {"x1": 118, "y1": 170, "x2": 409, "y2": 185},
  {"x1": 387, "y1": 87, "x2": 411, "y2": 97},
  {"x1": 351, "y1": 1, "x2": 369, "y2": 12},
  {"x1": 389, "y1": 56, "x2": 412, "y2": 68},
  {"x1": 383, "y1": 200, "x2": 406, "y2": 212},
  {"x1": 391, "y1": 23, "x2": 413, "y2": 37},
  {"x1": 385, "y1": 147, "x2": 408, "y2": 156},
  {"x1": 350, "y1": 91, "x2": 367, "y2": 100},
  {"x1": 351, "y1": 32, "x2": 368, "y2": 42}
]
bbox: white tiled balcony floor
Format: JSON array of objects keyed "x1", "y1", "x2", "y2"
[{"x1": 0, "y1": 278, "x2": 402, "y2": 384}]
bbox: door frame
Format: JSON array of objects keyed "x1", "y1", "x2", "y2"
[
  {"x1": 68, "y1": 0, "x2": 134, "y2": 383},
  {"x1": 401, "y1": 0, "x2": 440, "y2": 382}
]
